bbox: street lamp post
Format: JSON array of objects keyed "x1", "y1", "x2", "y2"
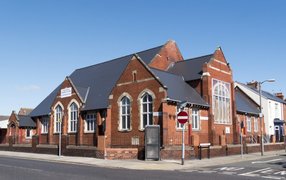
[{"x1": 259, "y1": 79, "x2": 275, "y2": 156}]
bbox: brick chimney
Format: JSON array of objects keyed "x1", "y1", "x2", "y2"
[
  {"x1": 247, "y1": 81, "x2": 259, "y2": 90},
  {"x1": 275, "y1": 92, "x2": 284, "y2": 100}
]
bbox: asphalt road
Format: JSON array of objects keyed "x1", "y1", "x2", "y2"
[
  {"x1": 194, "y1": 154, "x2": 286, "y2": 180},
  {"x1": 0, "y1": 156, "x2": 255, "y2": 180}
]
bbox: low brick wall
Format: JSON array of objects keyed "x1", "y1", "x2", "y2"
[
  {"x1": 105, "y1": 148, "x2": 138, "y2": 160},
  {"x1": 161, "y1": 146, "x2": 193, "y2": 160}
]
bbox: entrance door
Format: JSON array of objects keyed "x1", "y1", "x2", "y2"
[
  {"x1": 275, "y1": 126, "x2": 280, "y2": 142},
  {"x1": 10, "y1": 124, "x2": 16, "y2": 144}
]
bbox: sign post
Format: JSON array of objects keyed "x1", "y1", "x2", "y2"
[{"x1": 177, "y1": 111, "x2": 189, "y2": 165}]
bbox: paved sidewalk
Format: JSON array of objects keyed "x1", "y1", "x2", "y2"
[{"x1": 0, "y1": 150, "x2": 285, "y2": 171}]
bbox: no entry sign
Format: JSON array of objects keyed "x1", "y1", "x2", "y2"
[{"x1": 177, "y1": 111, "x2": 188, "y2": 124}]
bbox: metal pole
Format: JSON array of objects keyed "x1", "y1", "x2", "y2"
[
  {"x1": 59, "y1": 116, "x2": 62, "y2": 157},
  {"x1": 182, "y1": 124, "x2": 185, "y2": 165},
  {"x1": 241, "y1": 131, "x2": 243, "y2": 157},
  {"x1": 259, "y1": 82, "x2": 264, "y2": 156}
]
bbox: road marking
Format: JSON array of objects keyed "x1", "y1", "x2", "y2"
[
  {"x1": 214, "y1": 167, "x2": 245, "y2": 171},
  {"x1": 261, "y1": 176, "x2": 282, "y2": 180},
  {"x1": 252, "y1": 159, "x2": 282, "y2": 164},
  {"x1": 239, "y1": 167, "x2": 272, "y2": 177}
]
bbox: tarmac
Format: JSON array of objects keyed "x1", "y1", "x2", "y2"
[{"x1": 0, "y1": 150, "x2": 285, "y2": 171}]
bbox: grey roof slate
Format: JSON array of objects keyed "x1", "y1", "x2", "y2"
[
  {"x1": 167, "y1": 54, "x2": 213, "y2": 81},
  {"x1": 235, "y1": 88, "x2": 260, "y2": 115},
  {"x1": 18, "y1": 115, "x2": 36, "y2": 128},
  {"x1": 30, "y1": 45, "x2": 163, "y2": 117},
  {"x1": 150, "y1": 68, "x2": 209, "y2": 107},
  {"x1": 237, "y1": 82, "x2": 286, "y2": 104}
]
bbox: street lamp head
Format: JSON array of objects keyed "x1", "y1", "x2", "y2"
[
  {"x1": 261, "y1": 79, "x2": 275, "y2": 84},
  {"x1": 266, "y1": 79, "x2": 275, "y2": 82}
]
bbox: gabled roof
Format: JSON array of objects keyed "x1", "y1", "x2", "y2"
[
  {"x1": 17, "y1": 115, "x2": 36, "y2": 128},
  {"x1": 235, "y1": 87, "x2": 260, "y2": 115},
  {"x1": 150, "y1": 68, "x2": 209, "y2": 107},
  {"x1": 18, "y1": 108, "x2": 33, "y2": 116},
  {"x1": 167, "y1": 54, "x2": 213, "y2": 81},
  {"x1": 236, "y1": 82, "x2": 286, "y2": 104},
  {"x1": 30, "y1": 45, "x2": 164, "y2": 117}
]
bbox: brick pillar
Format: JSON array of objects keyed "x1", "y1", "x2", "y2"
[
  {"x1": 78, "y1": 114, "x2": 84, "y2": 146},
  {"x1": 32, "y1": 135, "x2": 39, "y2": 152},
  {"x1": 162, "y1": 103, "x2": 169, "y2": 146},
  {"x1": 49, "y1": 115, "x2": 53, "y2": 144}
]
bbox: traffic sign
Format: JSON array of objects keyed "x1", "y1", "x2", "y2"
[{"x1": 177, "y1": 111, "x2": 188, "y2": 124}]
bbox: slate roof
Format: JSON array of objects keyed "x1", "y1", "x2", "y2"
[
  {"x1": 150, "y1": 68, "x2": 209, "y2": 107},
  {"x1": 236, "y1": 82, "x2": 286, "y2": 104},
  {"x1": 17, "y1": 115, "x2": 36, "y2": 128},
  {"x1": 30, "y1": 45, "x2": 163, "y2": 117},
  {"x1": 167, "y1": 54, "x2": 213, "y2": 81},
  {"x1": 235, "y1": 87, "x2": 260, "y2": 115}
]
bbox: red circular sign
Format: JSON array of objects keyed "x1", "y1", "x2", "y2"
[{"x1": 177, "y1": 111, "x2": 189, "y2": 124}]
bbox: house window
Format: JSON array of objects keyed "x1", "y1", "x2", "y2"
[
  {"x1": 275, "y1": 103, "x2": 279, "y2": 118},
  {"x1": 54, "y1": 105, "x2": 63, "y2": 133},
  {"x1": 26, "y1": 129, "x2": 32, "y2": 139},
  {"x1": 41, "y1": 117, "x2": 49, "y2": 134},
  {"x1": 85, "y1": 113, "x2": 96, "y2": 133},
  {"x1": 140, "y1": 93, "x2": 153, "y2": 129},
  {"x1": 132, "y1": 71, "x2": 137, "y2": 82},
  {"x1": 212, "y1": 79, "x2": 231, "y2": 124},
  {"x1": 192, "y1": 109, "x2": 200, "y2": 130},
  {"x1": 69, "y1": 102, "x2": 78, "y2": 133},
  {"x1": 120, "y1": 96, "x2": 131, "y2": 130},
  {"x1": 254, "y1": 117, "x2": 258, "y2": 132},
  {"x1": 247, "y1": 116, "x2": 251, "y2": 132},
  {"x1": 176, "y1": 107, "x2": 184, "y2": 129}
]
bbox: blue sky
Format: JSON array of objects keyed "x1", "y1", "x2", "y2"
[{"x1": 0, "y1": 0, "x2": 285, "y2": 115}]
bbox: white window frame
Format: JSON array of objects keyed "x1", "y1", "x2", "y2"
[
  {"x1": 54, "y1": 105, "x2": 63, "y2": 133},
  {"x1": 212, "y1": 79, "x2": 231, "y2": 124},
  {"x1": 254, "y1": 117, "x2": 258, "y2": 132},
  {"x1": 85, "y1": 113, "x2": 96, "y2": 133},
  {"x1": 41, "y1": 117, "x2": 49, "y2": 134},
  {"x1": 26, "y1": 128, "x2": 32, "y2": 139},
  {"x1": 69, "y1": 102, "x2": 78, "y2": 133},
  {"x1": 120, "y1": 96, "x2": 131, "y2": 131},
  {"x1": 275, "y1": 103, "x2": 279, "y2": 119},
  {"x1": 247, "y1": 116, "x2": 251, "y2": 132},
  {"x1": 192, "y1": 109, "x2": 200, "y2": 131},
  {"x1": 140, "y1": 93, "x2": 153, "y2": 130}
]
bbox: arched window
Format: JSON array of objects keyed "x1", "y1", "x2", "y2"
[
  {"x1": 69, "y1": 102, "x2": 78, "y2": 133},
  {"x1": 120, "y1": 96, "x2": 131, "y2": 130},
  {"x1": 212, "y1": 79, "x2": 231, "y2": 124},
  {"x1": 140, "y1": 93, "x2": 153, "y2": 129},
  {"x1": 54, "y1": 105, "x2": 62, "y2": 133}
]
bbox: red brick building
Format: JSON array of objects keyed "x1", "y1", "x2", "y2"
[
  {"x1": 7, "y1": 108, "x2": 36, "y2": 145},
  {"x1": 22, "y1": 40, "x2": 275, "y2": 159}
]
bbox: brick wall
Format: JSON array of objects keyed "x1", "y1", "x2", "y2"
[
  {"x1": 109, "y1": 56, "x2": 166, "y2": 149},
  {"x1": 105, "y1": 148, "x2": 138, "y2": 160}
]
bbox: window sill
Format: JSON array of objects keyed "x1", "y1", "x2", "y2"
[
  {"x1": 118, "y1": 129, "x2": 132, "y2": 133},
  {"x1": 68, "y1": 132, "x2": 78, "y2": 134},
  {"x1": 84, "y1": 131, "x2": 96, "y2": 134},
  {"x1": 41, "y1": 133, "x2": 48, "y2": 135}
]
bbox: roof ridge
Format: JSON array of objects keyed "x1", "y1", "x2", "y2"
[
  {"x1": 150, "y1": 67, "x2": 184, "y2": 77},
  {"x1": 74, "y1": 45, "x2": 164, "y2": 72},
  {"x1": 175, "y1": 54, "x2": 213, "y2": 64}
]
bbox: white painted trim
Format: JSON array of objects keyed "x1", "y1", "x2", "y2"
[
  {"x1": 200, "y1": 116, "x2": 209, "y2": 121},
  {"x1": 214, "y1": 59, "x2": 227, "y2": 66},
  {"x1": 209, "y1": 65, "x2": 231, "y2": 75}
]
